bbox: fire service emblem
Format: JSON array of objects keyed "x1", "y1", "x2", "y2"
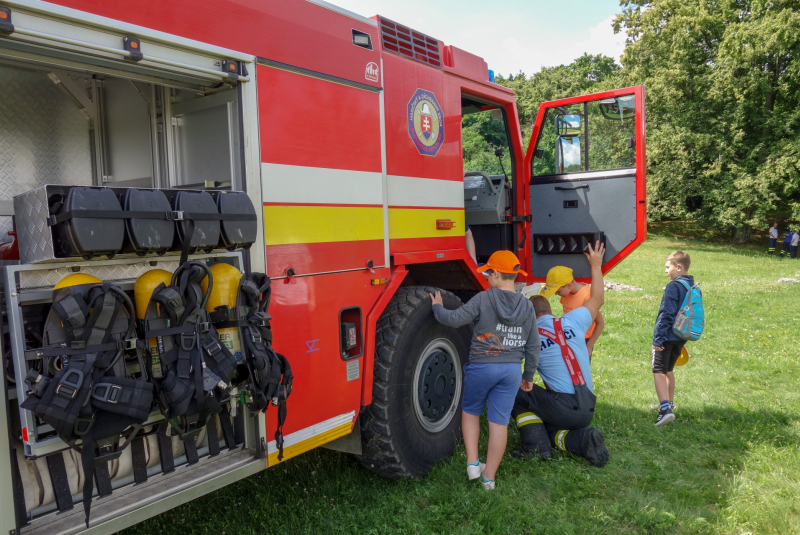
[{"x1": 407, "y1": 88, "x2": 444, "y2": 156}]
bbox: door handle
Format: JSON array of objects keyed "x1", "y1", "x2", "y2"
[{"x1": 554, "y1": 184, "x2": 589, "y2": 191}]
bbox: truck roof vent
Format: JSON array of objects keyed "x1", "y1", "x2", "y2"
[{"x1": 378, "y1": 17, "x2": 441, "y2": 69}]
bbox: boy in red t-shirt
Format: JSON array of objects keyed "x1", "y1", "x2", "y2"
[{"x1": 539, "y1": 266, "x2": 604, "y2": 359}]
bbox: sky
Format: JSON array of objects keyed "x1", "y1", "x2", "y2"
[{"x1": 331, "y1": 0, "x2": 627, "y2": 78}]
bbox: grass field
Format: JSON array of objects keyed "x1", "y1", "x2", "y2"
[{"x1": 125, "y1": 236, "x2": 800, "y2": 535}]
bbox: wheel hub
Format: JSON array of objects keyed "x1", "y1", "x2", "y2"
[{"x1": 417, "y1": 349, "x2": 457, "y2": 421}]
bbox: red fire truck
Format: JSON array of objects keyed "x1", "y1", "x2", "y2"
[{"x1": 0, "y1": 0, "x2": 646, "y2": 533}]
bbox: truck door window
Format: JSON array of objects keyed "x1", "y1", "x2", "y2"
[
  {"x1": 461, "y1": 96, "x2": 515, "y2": 263},
  {"x1": 531, "y1": 94, "x2": 636, "y2": 180},
  {"x1": 462, "y1": 98, "x2": 513, "y2": 180}
]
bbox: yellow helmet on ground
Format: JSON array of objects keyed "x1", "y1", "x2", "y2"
[
  {"x1": 133, "y1": 269, "x2": 172, "y2": 320},
  {"x1": 54, "y1": 273, "x2": 102, "y2": 290},
  {"x1": 675, "y1": 346, "x2": 689, "y2": 366},
  {"x1": 201, "y1": 263, "x2": 242, "y2": 312}
]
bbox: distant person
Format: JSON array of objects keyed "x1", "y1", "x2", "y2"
[
  {"x1": 780, "y1": 230, "x2": 792, "y2": 258},
  {"x1": 768, "y1": 223, "x2": 778, "y2": 255},
  {"x1": 429, "y1": 250, "x2": 539, "y2": 490},
  {"x1": 511, "y1": 242, "x2": 609, "y2": 467},
  {"x1": 651, "y1": 251, "x2": 698, "y2": 426},
  {"x1": 539, "y1": 265, "x2": 605, "y2": 359},
  {"x1": 791, "y1": 231, "x2": 799, "y2": 259}
]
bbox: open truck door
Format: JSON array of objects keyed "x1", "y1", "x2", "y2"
[{"x1": 524, "y1": 86, "x2": 647, "y2": 280}]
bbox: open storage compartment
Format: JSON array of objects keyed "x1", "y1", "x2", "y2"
[
  {"x1": 0, "y1": 37, "x2": 245, "y2": 241},
  {"x1": 2, "y1": 253, "x2": 266, "y2": 534}
]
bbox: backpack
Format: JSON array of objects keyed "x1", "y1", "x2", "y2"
[
  {"x1": 21, "y1": 279, "x2": 153, "y2": 527},
  {"x1": 671, "y1": 280, "x2": 704, "y2": 341}
]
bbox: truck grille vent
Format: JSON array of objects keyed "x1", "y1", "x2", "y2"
[{"x1": 379, "y1": 17, "x2": 441, "y2": 69}]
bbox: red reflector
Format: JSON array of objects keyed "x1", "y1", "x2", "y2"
[
  {"x1": 22, "y1": 427, "x2": 29, "y2": 443},
  {"x1": 0, "y1": 12, "x2": 7, "y2": 19},
  {"x1": 131, "y1": 41, "x2": 138, "y2": 49},
  {"x1": 436, "y1": 219, "x2": 455, "y2": 230},
  {"x1": 229, "y1": 63, "x2": 236, "y2": 71}
]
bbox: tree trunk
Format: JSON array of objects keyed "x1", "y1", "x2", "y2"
[{"x1": 733, "y1": 226, "x2": 753, "y2": 244}]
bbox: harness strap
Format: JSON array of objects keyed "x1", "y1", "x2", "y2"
[
  {"x1": 538, "y1": 318, "x2": 586, "y2": 387},
  {"x1": 49, "y1": 209, "x2": 257, "y2": 225},
  {"x1": 156, "y1": 423, "x2": 175, "y2": 474},
  {"x1": 206, "y1": 417, "x2": 221, "y2": 457},
  {"x1": 45, "y1": 453, "x2": 75, "y2": 512},
  {"x1": 219, "y1": 405, "x2": 238, "y2": 450},
  {"x1": 131, "y1": 436, "x2": 148, "y2": 484}
]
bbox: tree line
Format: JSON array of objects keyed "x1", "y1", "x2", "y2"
[{"x1": 495, "y1": 0, "x2": 799, "y2": 242}]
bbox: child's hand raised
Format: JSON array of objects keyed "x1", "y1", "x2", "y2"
[
  {"x1": 429, "y1": 291, "x2": 443, "y2": 307},
  {"x1": 584, "y1": 240, "x2": 605, "y2": 269}
]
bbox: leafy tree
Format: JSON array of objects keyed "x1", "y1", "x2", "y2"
[
  {"x1": 496, "y1": 53, "x2": 620, "y2": 144},
  {"x1": 612, "y1": 0, "x2": 800, "y2": 240}
]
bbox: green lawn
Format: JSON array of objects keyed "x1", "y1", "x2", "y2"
[{"x1": 125, "y1": 236, "x2": 800, "y2": 535}]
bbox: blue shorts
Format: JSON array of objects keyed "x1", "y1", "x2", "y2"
[{"x1": 462, "y1": 362, "x2": 522, "y2": 425}]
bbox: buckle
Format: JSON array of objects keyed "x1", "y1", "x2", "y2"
[
  {"x1": 167, "y1": 297, "x2": 181, "y2": 309},
  {"x1": 198, "y1": 322, "x2": 210, "y2": 333},
  {"x1": 203, "y1": 339, "x2": 222, "y2": 357},
  {"x1": 74, "y1": 413, "x2": 96, "y2": 436},
  {"x1": 47, "y1": 215, "x2": 58, "y2": 227},
  {"x1": 92, "y1": 383, "x2": 123, "y2": 404},
  {"x1": 118, "y1": 338, "x2": 137, "y2": 351},
  {"x1": 64, "y1": 316, "x2": 80, "y2": 329},
  {"x1": 55, "y1": 369, "x2": 83, "y2": 400},
  {"x1": 69, "y1": 340, "x2": 85, "y2": 350},
  {"x1": 251, "y1": 332, "x2": 262, "y2": 344},
  {"x1": 168, "y1": 210, "x2": 185, "y2": 221},
  {"x1": 180, "y1": 332, "x2": 196, "y2": 351}
]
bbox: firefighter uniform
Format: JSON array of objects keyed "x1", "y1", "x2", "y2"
[{"x1": 768, "y1": 225, "x2": 778, "y2": 255}]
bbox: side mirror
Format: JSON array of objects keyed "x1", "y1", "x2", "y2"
[
  {"x1": 555, "y1": 114, "x2": 581, "y2": 136},
  {"x1": 598, "y1": 95, "x2": 635, "y2": 120},
  {"x1": 555, "y1": 136, "x2": 582, "y2": 173}
]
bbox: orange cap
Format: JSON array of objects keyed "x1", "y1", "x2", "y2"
[{"x1": 476, "y1": 250, "x2": 527, "y2": 276}]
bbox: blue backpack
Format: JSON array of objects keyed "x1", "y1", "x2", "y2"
[{"x1": 672, "y1": 280, "x2": 705, "y2": 341}]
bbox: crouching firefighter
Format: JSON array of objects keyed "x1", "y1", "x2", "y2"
[
  {"x1": 512, "y1": 243, "x2": 609, "y2": 468},
  {"x1": 202, "y1": 263, "x2": 293, "y2": 460},
  {"x1": 21, "y1": 274, "x2": 154, "y2": 527},
  {"x1": 139, "y1": 261, "x2": 240, "y2": 468}
]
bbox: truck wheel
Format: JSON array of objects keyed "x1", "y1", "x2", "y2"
[{"x1": 359, "y1": 286, "x2": 472, "y2": 479}]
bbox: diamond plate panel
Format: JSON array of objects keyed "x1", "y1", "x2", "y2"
[
  {"x1": 18, "y1": 260, "x2": 184, "y2": 289},
  {"x1": 0, "y1": 65, "x2": 93, "y2": 247}
]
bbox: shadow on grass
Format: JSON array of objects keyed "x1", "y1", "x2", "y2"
[{"x1": 122, "y1": 403, "x2": 798, "y2": 535}]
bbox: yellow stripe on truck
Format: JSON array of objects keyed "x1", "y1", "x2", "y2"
[
  {"x1": 267, "y1": 421, "x2": 353, "y2": 466},
  {"x1": 263, "y1": 205, "x2": 384, "y2": 245},
  {"x1": 388, "y1": 208, "x2": 465, "y2": 240}
]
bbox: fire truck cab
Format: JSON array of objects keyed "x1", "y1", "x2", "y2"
[{"x1": 0, "y1": 1, "x2": 646, "y2": 533}]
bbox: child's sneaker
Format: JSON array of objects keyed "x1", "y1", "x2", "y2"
[
  {"x1": 654, "y1": 408, "x2": 676, "y2": 426},
  {"x1": 466, "y1": 461, "x2": 485, "y2": 481},
  {"x1": 480, "y1": 475, "x2": 495, "y2": 490}
]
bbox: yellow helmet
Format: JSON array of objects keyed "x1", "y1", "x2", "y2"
[
  {"x1": 54, "y1": 273, "x2": 102, "y2": 290},
  {"x1": 675, "y1": 346, "x2": 689, "y2": 366},
  {"x1": 133, "y1": 269, "x2": 173, "y2": 320},
  {"x1": 202, "y1": 263, "x2": 242, "y2": 312}
]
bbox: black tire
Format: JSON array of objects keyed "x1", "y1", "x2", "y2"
[{"x1": 359, "y1": 286, "x2": 472, "y2": 479}]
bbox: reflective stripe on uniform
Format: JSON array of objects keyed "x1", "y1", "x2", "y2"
[
  {"x1": 555, "y1": 430, "x2": 569, "y2": 451},
  {"x1": 515, "y1": 412, "x2": 543, "y2": 427}
]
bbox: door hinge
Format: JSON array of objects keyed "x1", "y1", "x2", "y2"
[{"x1": 509, "y1": 215, "x2": 532, "y2": 223}]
